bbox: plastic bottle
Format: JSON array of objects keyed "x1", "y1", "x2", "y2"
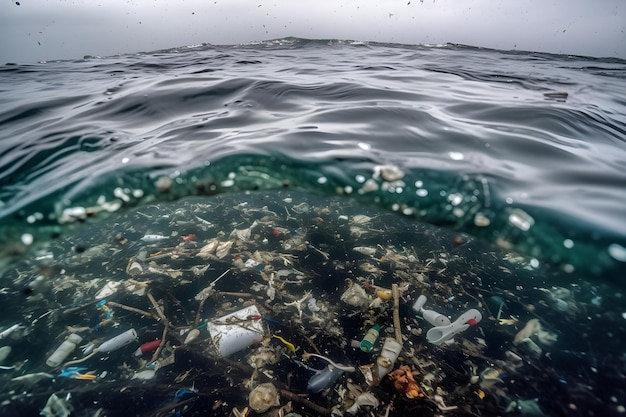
[
  {"x1": 0, "y1": 324, "x2": 22, "y2": 340},
  {"x1": 98, "y1": 329, "x2": 138, "y2": 353},
  {"x1": 360, "y1": 324, "x2": 381, "y2": 352},
  {"x1": 375, "y1": 338, "x2": 402, "y2": 380},
  {"x1": 134, "y1": 339, "x2": 161, "y2": 356},
  {"x1": 307, "y1": 365, "x2": 344, "y2": 393},
  {"x1": 46, "y1": 334, "x2": 83, "y2": 367}
]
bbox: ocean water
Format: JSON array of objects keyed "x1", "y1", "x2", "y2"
[{"x1": 0, "y1": 38, "x2": 625, "y2": 416}]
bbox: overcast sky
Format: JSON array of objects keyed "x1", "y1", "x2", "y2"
[{"x1": 1, "y1": 0, "x2": 624, "y2": 63}]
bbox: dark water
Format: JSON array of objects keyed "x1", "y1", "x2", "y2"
[{"x1": 0, "y1": 38, "x2": 625, "y2": 416}]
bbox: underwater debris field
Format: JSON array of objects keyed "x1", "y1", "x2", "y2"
[{"x1": 0, "y1": 190, "x2": 624, "y2": 417}]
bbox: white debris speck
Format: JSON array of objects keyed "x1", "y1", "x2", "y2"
[
  {"x1": 317, "y1": 176, "x2": 328, "y2": 184},
  {"x1": 373, "y1": 164, "x2": 404, "y2": 182},
  {"x1": 448, "y1": 152, "x2": 464, "y2": 161},
  {"x1": 474, "y1": 213, "x2": 491, "y2": 227},
  {"x1": 359, "y1": 179, "x2": 379, "y2": 193},
  {"x1": 355, "y1": 174, "x2": 366, "y2": 183},
  {"x1": 508, "y1": 208, "x2": 534, "y2": 231},
  {"x1": 59, "y1": 206, "x2": 87, "y2": 224},
  {"x1": 416, "y1": 189, "x2": 428, "y2": 197},
  {"x1": 307, "y1": 298, "x2": 321, "y2": 313},
  {"x1": 447, "y1": 193, "x2": 463, "y2": 206},
  {"x1": 563, "y1": 239, "x2": 574, "y2": 249},
  {"x1": 608, "y1": 243, "x2": 626, "y2": 262},
  {"x1": 122, "y1": 157, "x2": 130, "y2": 164},
  {"x1": 21, "y1": 233, "x2": 34, "y2": 246},
  {"x1": 113, "y1": 187, "x2": 130, "y2": 202},
  {"x1": 358, "y1": 142, "x2": 371, "y2": 150}
]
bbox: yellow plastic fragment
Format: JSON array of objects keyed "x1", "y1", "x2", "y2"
[
  {"x1": 75, "y1": 373, "x2": 97, "y2": 380},
  {"x1": 272, "y1": 334, "x2": 296, "y2": 353},
  {"x1": 498, "y1": 317, "x2": 519, "y2": 326}
]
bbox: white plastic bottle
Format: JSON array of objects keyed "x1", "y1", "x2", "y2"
[
  {"x1": 98, "y1": 329, "x2": 138, "y2": 353},
  {"x1": 46, "y1": 334, "x2": 83, "y2": 367}
]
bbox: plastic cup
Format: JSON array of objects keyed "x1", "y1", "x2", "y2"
[{"x1": 206, "y1": 305, "x2": 265, "y2": 357}]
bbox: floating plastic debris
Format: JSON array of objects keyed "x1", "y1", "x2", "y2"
[
  {"x1": 425, "y1": 309, "x2": 482, "y2": 345},
  {"x1": 508, "y1": 208, "x2": 535, "y2": 231},
  {"x1": 373, "y1": 164, "x2": 404, "y2": 182},
  {"x1": 249, "y1": 383, "x2": 280, "y2": 413},
  {"x1": 46, "y1": 334, "x2": 82, "y2": 368},
  {"x1": 0, "y1": 190, "x2": 621, "y2": 417},
  {"x1": 206, "y1": 305, "x2": 265, "y2": 357},
  {"x1": 360, "y1": 325, "x2": 381, "y2": 352},
  {"x1": 608, "y1": 243, "x2": 626, "y2": 262}
]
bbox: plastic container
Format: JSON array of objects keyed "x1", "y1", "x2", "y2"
[
  {"x1": 421, "y1": 309, "x2": 451, "y2": 327},
  {"x1": 375, "y1": 338, "x2": 402, "y2": 380},
  {"x1": 360, "y1": 325, "x2": 380, "y2": 352},
  {"x1": 0, "y1": 324, "x2": 22, "y2": 340},
  {"x1": 307, "y1": 365, "x2": 344, "y2": 393},
  {"x1": 134, "y1": 339, "x2": 161, "y2": 356},
  {"x1": 426, "y1": 309, "x2": 482, "y2": 345},
  {"x1": 46, "y1": 334, "x2": 82, "y2": 367},
  {"x1": 206, "y1": 305, "x2": 265, "y2": 357},
  {"x1": 412, "y1": 295, "x2": 427, "y2": 312},
  {"x1": 98, "y1": 329, "x2": 138, "y2": 353},
  {"x1": 412, "y1": 295, "x2": 451, "y2": 327}
]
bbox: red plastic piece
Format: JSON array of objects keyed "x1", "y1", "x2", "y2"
[{"x1": 137, "y1": 339, "x2": 161, "y2": 355}]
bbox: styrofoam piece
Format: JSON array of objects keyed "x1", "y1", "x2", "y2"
[
  {"x1": 206, "y1": 305, "x2": 265, "y2": 357},
  {"x1": 426, "y1": 309, "x2": 482, "y2": 345}
]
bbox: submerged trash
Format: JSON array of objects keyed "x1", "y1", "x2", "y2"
[
  {"x1": 249, "y1": 383, "x2": 280, "y2": 413},
  {"x1": 0, "y1": 190, "x2": 622, "y2": 417},
  {"x1": 46, "y1": 334, "x2": 82, "y2": 368},
  {"x1": 206, "y1": 305, "x2": 265, "y2": 356},
  {"x1": 40, "y1": 393, "x2": 72, "y2": 417}
]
